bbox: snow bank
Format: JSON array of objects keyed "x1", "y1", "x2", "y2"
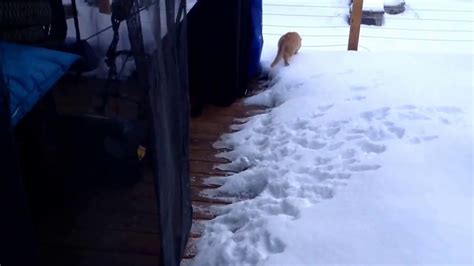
[{"x1": 192, "y1": 51, "x2": 473, "y2": 265}]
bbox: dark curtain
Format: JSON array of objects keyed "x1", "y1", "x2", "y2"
[
  {"x1": 187, "y1": 0, "x2": 251, "y2": 108},
  {"x1": 148, "y1": 0, "x2": 192, "y2": 265},
  {"x1": 0, "y1": 48, "x2": 39, "y2": 266}
]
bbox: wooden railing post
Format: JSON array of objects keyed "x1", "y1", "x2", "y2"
[{"x1": 348, "y1": 0, "x2": 363, "y2": 51}]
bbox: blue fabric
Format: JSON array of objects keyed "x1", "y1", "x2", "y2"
[
  {"x1": 0, "y1": 41, "x2": 79, "y2": 126},
  {"x1": 248, "y1": 0, "x2": 263, "y2": 79}
]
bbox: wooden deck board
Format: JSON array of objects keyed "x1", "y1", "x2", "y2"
[
  {"x1": 34, "y1": 78, "x2": 161, "y2": 265},
  {"x1": 36, "y1": 183, "x2": 162, "y2": 264},
  {"x1": 40, "y1": 227, "x2": 161, "y2": 256},
  {"x1": 189, "y1": 149, "x2": 229, "y2": 163},
  {"x1": 41, "y1": 246, "x2": 160, "y2": 266}
]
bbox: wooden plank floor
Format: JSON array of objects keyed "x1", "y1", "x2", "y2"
[
  {"x1": 27, "y1": 76, "x2": 266, "y2": 265},
  {"x1": 26, "y1": 78, "x2": 161, "y2": 266},
  {"x1": 34, "y1": 168, "x2": 162, "y2": 261}
]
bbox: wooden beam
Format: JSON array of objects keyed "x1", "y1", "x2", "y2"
[{"x1": 348, "y1": 0, "x2": 364, "y2": 51}]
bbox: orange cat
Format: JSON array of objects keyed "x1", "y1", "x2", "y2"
[{"x1": 271, "y1": 32, "x2": 302, "y2": 67}]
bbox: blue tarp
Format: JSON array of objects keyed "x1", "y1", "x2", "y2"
[
  {"x1": 247, "y1": 0, "x2": 263, "y2": 79},
  {"x1": 0, "y1": 41, "x2": 79, "y2": 126}
]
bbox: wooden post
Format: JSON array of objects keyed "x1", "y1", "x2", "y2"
[{"x1": 348, "y1": 0, "x2": 363, "y2": 51}]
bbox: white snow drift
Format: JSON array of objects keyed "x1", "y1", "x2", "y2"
[{"x1": 191, "y1": 50, "x2": 472, "y2": 265}]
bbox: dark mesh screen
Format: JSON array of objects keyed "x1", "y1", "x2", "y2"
[
  {"x1": 0, "y1": 0, "x2": 192, "y2": 265},
  {"x1": 147, "y1": 0, "x2": 192, "y2": 264}
]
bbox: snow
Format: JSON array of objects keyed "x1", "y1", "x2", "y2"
[
  {"x1": 265, "y1": 126, "x2": 472, "y2": 265},
  {"x1": 360, "y1": 0, "x2": 385, "y2": 12},
  {"x1": 384, "y1": 0, "x2": 405, "y2": 6},
  {"x1": 191, "y1": 0, "x2": 473, "y2": 265}
]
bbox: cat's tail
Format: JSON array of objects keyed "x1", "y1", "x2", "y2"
[{"x1": 271, "y1": 45, "x2": 283, "y2": 68}]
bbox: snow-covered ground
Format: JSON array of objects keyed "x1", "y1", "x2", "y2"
[
  {"x1": 262, "y1": 0, "x2": 473, "y2": 54},
  {"x1": 192, "y1": 0, "x2": 473, "y2": 265}
]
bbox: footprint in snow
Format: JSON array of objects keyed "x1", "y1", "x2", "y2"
[
  {"x1": 409, "y1": 135, "x2": 439, "y2": 144},
  {"x1": 397, "y1": 104, "x2": 417, "y2": 110},
  {"x1": 350, "y1": 85, "x2": 367, "y2": 91},
  {"x1": 315, "y1": 156, "x2": 332, "y2": 165},
  {"x1": 318, "y1": 104, "x2": 334, "y2": 112},
  {"x1": 435, "y1": 106, "x2": 463, "y2": 114},
  {"x1": 423, "y1": 135, "x2": 439, "y2": 141},
  {"x1": 366, "y1": 126, "x2": 390, "y2": 142},
  {"x1": 398, "y1": 111, "x2": 431, "y2": 121},
  {"x1": 325, "y1": 126, "x2": 341, "y2": 137},
  {"x1": 346, "y1": 95, "x2": 366, "y2": 101},
  {"x1": 292, "y1": 119, "x2": 310, "y2": 130},
  {"x1": 264, "y1": 231, "x2": 286, "y2": 254},
  {"x1": 357, "y1": 140, "x2": 386, "y2": 154},
  {"x1": 311, "y1": 113, "x2": 325, "y2": 119},
  {"x1": 341, "y1": 148, "x2": 357, "y2": 159},
  {"x1": 345, "y1": 134, "x2": 365, "y2": 141},
  {"x1": 438, "y1": 117, "x2": 451, "y2": 124},
  {"x1": 386, "y1": 124, "x2": 405, "y2": 139},
  {"x1": 308, "y1": 140, "x2": 326, "y2": 150},
  {"x1": 347, "y1": 164, "x2": 381, "y2": 172},
  {"x1": 327, "y1": 141, "x2": 345, "y2": 150},
  {"x1": 360, "y1": 107, "x2": 390, "y2": 121}
]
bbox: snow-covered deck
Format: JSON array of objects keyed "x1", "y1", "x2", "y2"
[{"x1": 184, "y1": 89, "x2": 268, "y2": 261}]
